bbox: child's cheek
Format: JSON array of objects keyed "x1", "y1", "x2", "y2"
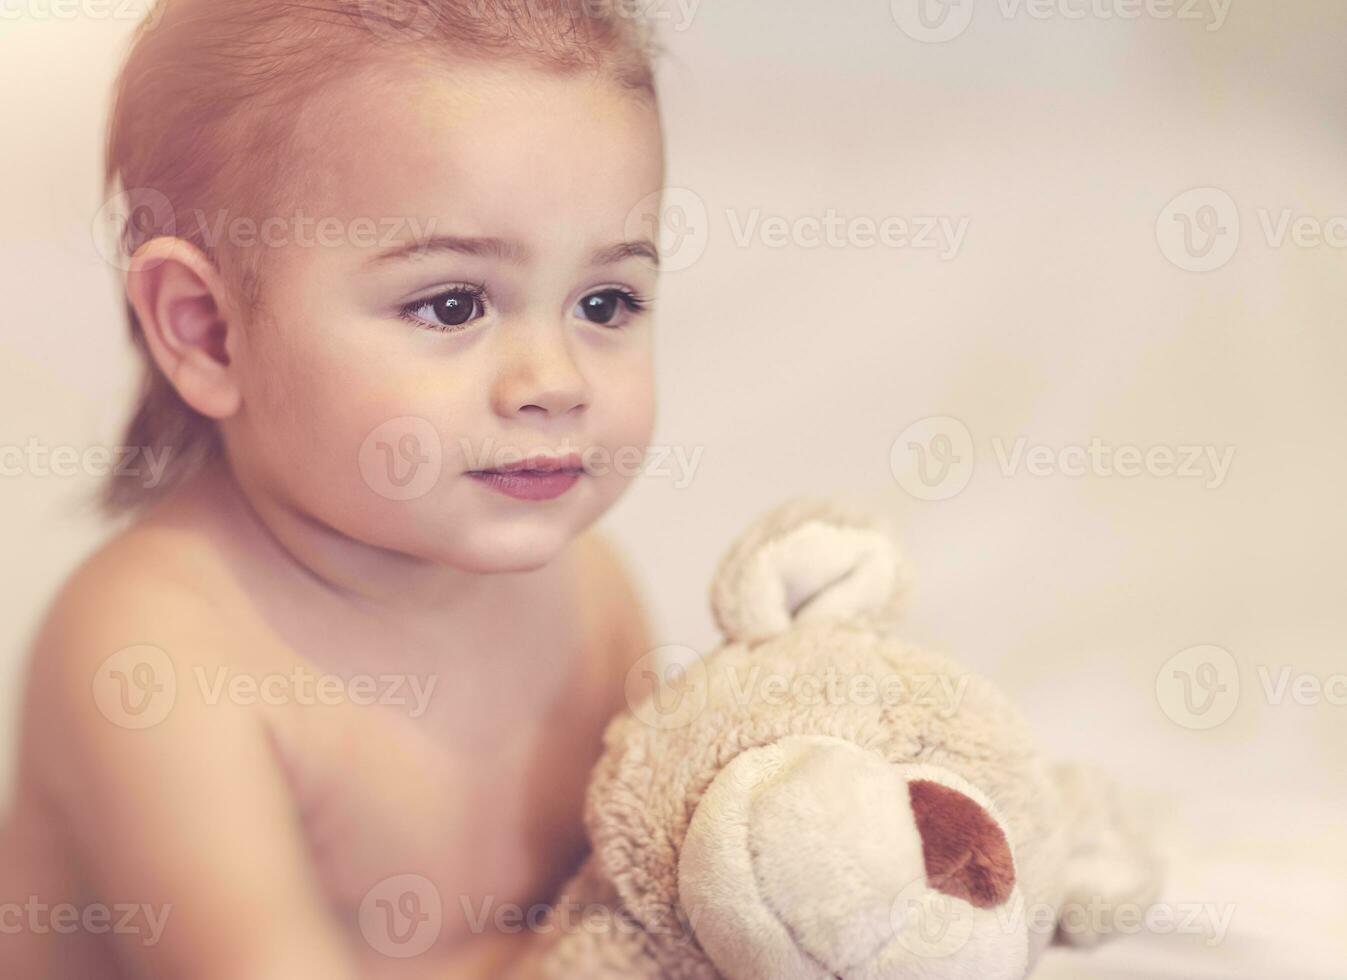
[{"x1": 594, "y1": 356, "x2": 658, "y2": 490}]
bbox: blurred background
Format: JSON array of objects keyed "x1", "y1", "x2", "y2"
[{"x1": 2, "y1": 1, "x2": 1344, "y2": 977}]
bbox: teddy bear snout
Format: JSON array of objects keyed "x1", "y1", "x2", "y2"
[
  {"x1": 678, "y1": 736, "x2": 1029, "y2": 980},
  {"x1": 742, "y1": 739, "x2": 929, "y2": 972}
]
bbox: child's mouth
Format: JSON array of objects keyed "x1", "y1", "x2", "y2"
[{"x1": 467, "y1": 455, "x2": 584, "y2": 501}]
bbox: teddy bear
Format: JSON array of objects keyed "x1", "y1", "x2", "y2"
[{"x1": 512, "y1": 498, "x2": 1162, "y2": 979}]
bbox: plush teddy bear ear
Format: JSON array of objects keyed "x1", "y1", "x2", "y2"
[{"x1": 710, "y1": 498, "x2": 910, "y2": 644}]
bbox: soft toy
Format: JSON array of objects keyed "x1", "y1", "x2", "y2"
[{"x1": 515, "y1": 498, "x2": 1162, "y2": 979}]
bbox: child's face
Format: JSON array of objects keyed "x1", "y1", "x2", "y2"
[{"x1": 227, "y1": 58, "x2": 664, "y2": 573}]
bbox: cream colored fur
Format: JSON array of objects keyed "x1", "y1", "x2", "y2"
[{"x1": 513, "y1": 498, "x2": 1162, "y2": 979}]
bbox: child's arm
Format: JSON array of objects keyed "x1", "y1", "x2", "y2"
[{"x1": 23, "y1": 566, "x2": 359, "y2": 980}]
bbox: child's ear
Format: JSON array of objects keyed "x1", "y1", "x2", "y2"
[{"x1": 125, "y1": 238, "x2": 242, "y2": 420}]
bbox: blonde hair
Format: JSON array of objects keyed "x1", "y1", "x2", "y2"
[{"x1": 102, "y1": 0, "x2": 659, "y2": 515}]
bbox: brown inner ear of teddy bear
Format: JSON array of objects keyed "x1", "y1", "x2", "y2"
[{"x1": 908, "y1": 780, "x2": 1016, "y2": 909}]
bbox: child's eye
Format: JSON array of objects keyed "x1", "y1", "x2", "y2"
[
  {"x1": 398, "y1": 284, "x2": 488, "y2": 332},
  {"x1": 575, "y1": 287, "x2": 651, "y2": 328}
]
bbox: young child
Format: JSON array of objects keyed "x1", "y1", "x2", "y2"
[{"x1": 0, "y1": 2, "x2": 665, "y2": 977}]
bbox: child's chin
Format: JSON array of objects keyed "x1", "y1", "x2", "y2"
[
  {"x1": 455, "y1": 524, "x2": 577, "y2": 575},
  {"x1": 384, "y1": 514, "x2": 578, "y2": 576}
]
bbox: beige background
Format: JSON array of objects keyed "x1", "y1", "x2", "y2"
[{"x1": 2, "y1": 2, "x2": 1345, "y2": 977}]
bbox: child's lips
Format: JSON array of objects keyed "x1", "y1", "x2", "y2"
[
  {"x1": 466, "y1": 464, "x2": 584, "y2": 501},
  {"x1": 483, "y1": 452, "x2": 585, "y2": 475}
]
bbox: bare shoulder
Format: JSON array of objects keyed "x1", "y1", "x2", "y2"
[
  {"x1": 9, "y1": 519, "x2": 361, "y2": 979},
  {"x1": 29, "y1": 514, "x2": 235, "y2": 670},
  {"x1": 16, "y1": 516, "x2": 245, "y2": 799},
  {"x1": 572, "y1": 528, "x2": 656, "y2": 714}
]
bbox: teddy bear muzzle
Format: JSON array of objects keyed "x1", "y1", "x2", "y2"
[{"x1": 677, "y1": 735, "x2": 1031, "y2": 980}]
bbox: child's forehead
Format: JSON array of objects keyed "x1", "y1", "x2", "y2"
[{"x1": 279, "y1": 57, "x2": 664, "y2": 230}]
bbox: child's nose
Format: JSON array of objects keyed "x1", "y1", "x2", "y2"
[{"x1": 491, "y1": 326, "x2": 590, "y2": 419}]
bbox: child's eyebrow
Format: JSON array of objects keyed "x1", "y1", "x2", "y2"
[{"x1": 364, "y1": 235, "x2": 660, "y2": 269}]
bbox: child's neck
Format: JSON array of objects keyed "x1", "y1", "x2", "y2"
[{"x1": 178, "y1": 462, "x2": 527, "y2": 620}]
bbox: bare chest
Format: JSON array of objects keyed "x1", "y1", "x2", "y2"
[{"x1": 246, "y1": 593, "x2": 614, "y2": 959}]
